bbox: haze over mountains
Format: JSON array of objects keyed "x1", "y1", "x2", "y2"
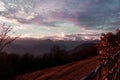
[{"x1": 4, "y1": 38, "x2": 99, "y2": 56}]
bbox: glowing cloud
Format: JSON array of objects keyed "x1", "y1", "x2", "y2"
[
  {"x1": 0, "y1": 0, "x2": 120, "y2": 40},
  {"x1": 0, "y1": 1, "x2": 6, "y2": 11}
]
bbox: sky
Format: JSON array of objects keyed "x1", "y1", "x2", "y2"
[{"x1": 0, "y1": 0, "x2": 120, "y2": 40}]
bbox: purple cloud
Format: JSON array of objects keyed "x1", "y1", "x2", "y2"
[
  {"x1": 0, "y1": 0, "x2": 91, "y2": 27},
  {"x1": 0, "y1": 0, "x2": 120, "y2": 31}
]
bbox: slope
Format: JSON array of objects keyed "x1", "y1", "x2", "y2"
[{"x1": 15, "y1": 56, "x2": 99, "y2": 80}]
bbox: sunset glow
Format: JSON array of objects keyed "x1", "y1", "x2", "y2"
[{"x1": 0, "y1": 0, "x2": 120, "y2": 40}]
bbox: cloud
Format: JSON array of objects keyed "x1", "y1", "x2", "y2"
[
  {"x1": 13, "y1": 25, "x2": 27, "y2": 31},
  {"x1": 0, "y1": 0, "x2": 90, "y2": 27},
  {"x1": 78, "y1": 0, "x2": 120, "y2": 30},
  {"x1": 0, "y1": 0, "x2": 120, "y2": 39},
  {"x1": 41, "y1": 32, "x2": 101, "y2": 41},
  {"x1": 0, "y1": 1, "x2": 6, "y2": 11},
  {"x1": 0, "y1": 16, "x2": 19, "y2": 24}
]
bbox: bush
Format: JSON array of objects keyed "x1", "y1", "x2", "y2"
[{"x1": 98, "y1": 29, "x2": 120, "y2": 63}]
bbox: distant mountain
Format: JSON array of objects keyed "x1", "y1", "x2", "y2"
[
  {"x1": 70, "y1": 42, "x2": 97, "y2": 54},
  {"x1": 69, "y1": 42, "x2": 99, "y2": 60},
  {"x1": 4, "y1": 38, "x2": 99, "y2": 56}
]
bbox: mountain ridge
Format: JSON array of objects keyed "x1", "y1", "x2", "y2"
[{"x1": 4, "y1": 39, "x2": 99, "y2": 56}]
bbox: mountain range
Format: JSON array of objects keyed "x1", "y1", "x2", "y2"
[{"x1": 4, "y1": 38, "x2": 99, "y2": 56}]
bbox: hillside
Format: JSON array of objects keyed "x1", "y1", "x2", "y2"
[
  {"x1": 5, "y1": 39, "x2": 99, "y2": 56},
  {"x1": 15, "y1": 56, "x2": 99, "y2": 80}
]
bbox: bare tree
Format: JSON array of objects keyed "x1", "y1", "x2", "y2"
[{"x1": 0, "y1": 23, "x2": 18, "y2": 53}]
